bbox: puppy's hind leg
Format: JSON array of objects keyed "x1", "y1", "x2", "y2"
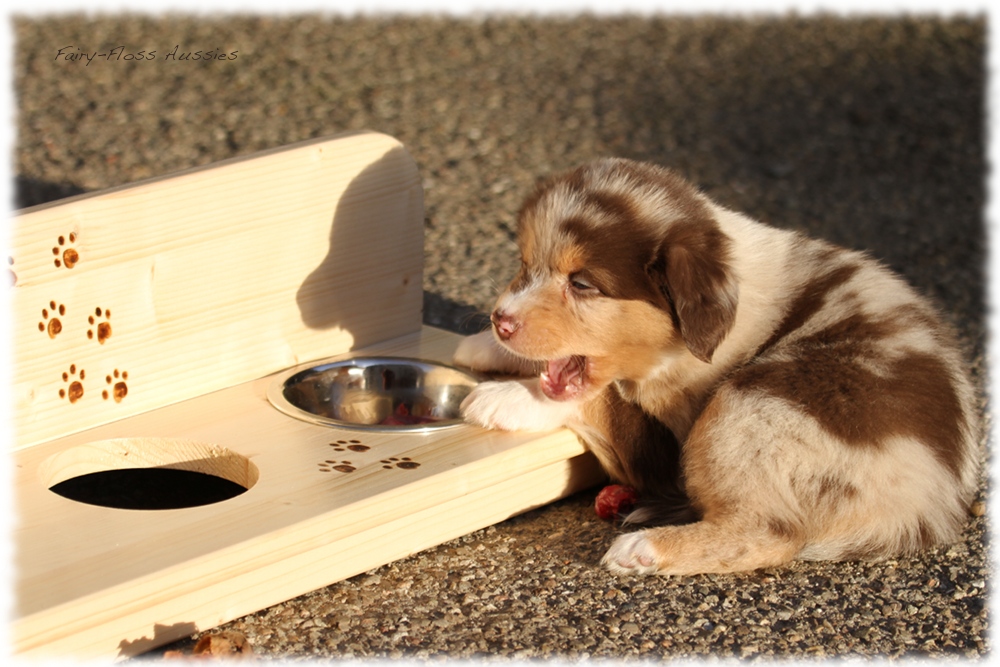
[
  {"x1": 602, "y1": 516, "x2": 805, "y2": 576},
  {"x1": 577, "y1": 386, "x2": 694, "y2": 525}
]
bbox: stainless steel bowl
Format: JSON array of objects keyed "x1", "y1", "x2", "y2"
[{"x1": 267, "y1": 356, "x2": 481, "y2": 432}]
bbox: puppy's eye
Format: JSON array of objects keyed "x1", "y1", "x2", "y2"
[{"x1": 568, "y1": 273, "x2": 600, "y2": 295}]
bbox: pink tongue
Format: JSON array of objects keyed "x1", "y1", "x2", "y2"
[{"x1": 540, "y1": 356, "x2": 587, "y2": 400}]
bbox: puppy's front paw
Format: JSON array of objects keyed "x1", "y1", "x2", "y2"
[
  {"x1": 602, "y1": 531, "x2": 661, "y2": 575},
  {"x1": 461, "y1": 379, "x2": 577, "y2": 432}
]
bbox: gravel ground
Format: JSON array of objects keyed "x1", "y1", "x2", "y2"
[{"x1": 13, "y1": 13, "x2": 990, "y2": 661}]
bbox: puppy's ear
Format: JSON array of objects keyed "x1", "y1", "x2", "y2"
[{"x1": 647, "y1": 222, "x2": 738, "y2": 363}]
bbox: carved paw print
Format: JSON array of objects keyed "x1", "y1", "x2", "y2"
[
  {"x1": 102, "y1": 369, "x2": 128, "y2": 403},
  {"x1": 38, "y1": 301, "x2": 66, "y2": 339},
  {"x1": 380, "y1": 457, "x2": 421, "y2": 470},
  {"x1": 87, "y1": 307, "x2": 112, "y2": 344},
  {"x1": 319, "y1": 460, "x2": 357, "y2": 474},
  {"x1": 59, "y1": 365, "x2": 85, "y2": 403},
  {"x1": 329, "y1": 439, "x2": 370, "y2": 453},
  {"x1": 319, "y1": 441, "x2": 371, "y2": 474},
  {"x1": 52, "y1": 233, "x2": 79, "y2": 269}
]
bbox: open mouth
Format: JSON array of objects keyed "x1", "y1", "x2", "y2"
[{"x1": 540, "y1": 355, "x2": 589, "y2": 401}]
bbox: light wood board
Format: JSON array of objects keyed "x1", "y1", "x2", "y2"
[
  {"x1": 9, "y1": 131, "x2": 425, "y2": 450},
  {"x1": 8, "y1": 132, "x2": 601, "y2": 660},
  {"x1": 12, "y1": 327, "x2": 601, "y2": 660}
]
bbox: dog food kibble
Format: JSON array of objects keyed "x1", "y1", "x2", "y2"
[
  {"x1": 595, "y1": 484, "x2": 639, "y2": 521},
  {"x1": 163, "y1": 630, "x2": 253, "y2": 659},
  {"x1": 379, "y1": 403, "x2": 438, "y2": 426}
]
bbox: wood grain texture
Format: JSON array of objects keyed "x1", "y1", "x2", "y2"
[
  {"x1": 9, "y1": 131, "x2": 424, "y2": 449},
  {"x1": 10, "y1": 135, "x2": 601, "y2": 660},
  {"x1": 13, "y1": 327, "x2": 601, "y2": 660}
]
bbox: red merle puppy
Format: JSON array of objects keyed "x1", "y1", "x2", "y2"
[{"x1": 454, "y1": 158, "x2": 980, "y2": 576}]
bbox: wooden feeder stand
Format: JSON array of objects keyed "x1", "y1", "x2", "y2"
[{"x1": 8, "y1": 132, "x2": 602, "y2": 660}]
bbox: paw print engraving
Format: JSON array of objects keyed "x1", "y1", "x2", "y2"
[
  {"x1": 59, "y1": 365, "x2": 85, "y2": 403},
  {"x1": 102, "y1": 369, "x2": 128, "y2": 402},
  {"x1": 319, "y1": 460, "x2": 357, "y2": 474},
  {"x1": 52, "y1": 233, "x2": 79, "y2": 269},
  {"x1": 87, "y1": 307, "x2": 112, "y2": 344},
  {"x1": 329, "y1": 439, "x2": 370, "y2": 453},
  {"x1": 380, "y1": 457, "x2": 421, "y2": 470},
  {"x1": 38, "y1": 301, "x2": 66, "y2": 339}
]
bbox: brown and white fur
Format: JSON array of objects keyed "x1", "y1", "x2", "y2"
[{"x1": 454, "y1": 158, "x2": 980, "y2": 576}]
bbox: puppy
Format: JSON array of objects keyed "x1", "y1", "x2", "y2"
[{"x1": 454, "y1": 158, "x2": 981, "y2": 576}]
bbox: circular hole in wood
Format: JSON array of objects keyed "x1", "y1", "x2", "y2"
[{"x1": 40, "y1": 438, "x2": 259, "y2": 511}]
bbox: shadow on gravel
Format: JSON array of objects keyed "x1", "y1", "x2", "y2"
[{"x1": 14, "y1": 176, "x2": 87, "y2": 209}]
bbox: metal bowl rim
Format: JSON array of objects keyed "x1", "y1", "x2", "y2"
[{"x1": 266, "y1": 355, "x2": 483, "y2": 433}]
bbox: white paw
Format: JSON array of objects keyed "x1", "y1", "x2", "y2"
[
  {"x1": 460, "y1": 379, "x2": 578, "y2": 431},
  {"x1": 453, "y1": 330, "x2": 536, "y2": 375},
  {"x1": 602, "y1": 531, "x2": 661, "y2": 575}
]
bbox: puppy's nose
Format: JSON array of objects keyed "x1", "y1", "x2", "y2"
[{"x1": 491, "y1": 309, "x2": 520, "y2": 341}]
